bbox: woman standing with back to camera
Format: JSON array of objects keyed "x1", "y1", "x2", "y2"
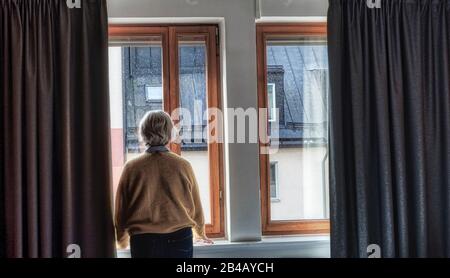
[{"x1": 115, "y1": 110, "x2": 213, "y2": 258}]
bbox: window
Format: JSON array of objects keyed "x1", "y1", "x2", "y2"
[
  {"x1": 145, "y1": 85, "x2": 163, "y2": 102},
  {"x1": 267, "y1": 83, "x2": 276, "y2": 122},
  {"x1": 257, "y1": 24, "x2": 330, "y2": 235},
  {"x1": 270, "y1": 162, "x2": 279, "y2": 201},
  {"x1": 109, "y1": 25, "x2": 224, "y2": 237}
]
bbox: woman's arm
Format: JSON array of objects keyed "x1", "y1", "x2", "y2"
[{"x1": 115, "y1": 168, "x2": 130, "y2": 249}]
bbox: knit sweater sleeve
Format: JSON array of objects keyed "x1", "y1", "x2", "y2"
[{"x1": 115, "y1": 166, "x2": 130, "y2": 249}]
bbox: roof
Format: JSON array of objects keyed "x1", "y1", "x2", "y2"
[
  {"x1": 268, "y1": 44, "x2": 328, "y2": 145},
  {"x1": 123, "y1": 44, "x2": 329, "y2": 151},
  {"x1": 267, "y1": 44, "x2": 328, "y2": 125}
]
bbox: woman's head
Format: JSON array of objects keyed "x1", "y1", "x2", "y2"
[{"x1": 138, "y1": 110, "x2": 174, "y2": 147}]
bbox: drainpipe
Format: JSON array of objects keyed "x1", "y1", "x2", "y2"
[
  {"x1": 321, "y1": 143, "x2": 329, "y2": 219},
  {"x1": 256, "y1": 0, "x2": 262, "y2": 20}
]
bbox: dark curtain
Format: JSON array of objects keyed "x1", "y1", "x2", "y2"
[
  {"x1": 0, "y1": 0, "x2": 115, "y2": 258},
  {"x1": 329, "y1": 0, "x2": 450, "y2": 258}
]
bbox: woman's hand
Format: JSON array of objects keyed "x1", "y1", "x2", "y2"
[{"x1": 195, "y1": 237, "x2": 214, "y2": 245}]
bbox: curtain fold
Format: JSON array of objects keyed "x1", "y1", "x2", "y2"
[
  {"x1": 329, "y1": 0, "x2": 450, "y2": 258},
  {"x1": 0, "y1": 0, "x2": 115, "y2": 258}
]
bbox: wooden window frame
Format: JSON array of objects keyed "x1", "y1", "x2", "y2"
[
  {"x1": 109, "y1": 25, "x2": 225, "y2": 238},
  {"x1": 256, "y1": 23, "x2": 330, "y2": 236}
]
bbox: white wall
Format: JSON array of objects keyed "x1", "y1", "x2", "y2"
[
  {"x1": 107, "y1": 0, "x2": 329, "y2": 242},
  {"x1": 270, "y1": 148, "x2": 328, "y2": 221},
  {"x1": 259, "y1": 0, "x2": 328, "y2": 18}
]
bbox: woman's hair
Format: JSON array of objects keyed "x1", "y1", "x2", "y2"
[{"x1": 138, "y1": 110, "x2": 174, "y2": 146}]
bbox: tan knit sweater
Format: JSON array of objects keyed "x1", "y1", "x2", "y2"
[{"x1": 114, "y1": 151, "x2": 206, "y2": 249}]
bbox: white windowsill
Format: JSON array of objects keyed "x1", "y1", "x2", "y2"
[{"x1": 117, "y1": 235, "x2": 330, "y2": 258}]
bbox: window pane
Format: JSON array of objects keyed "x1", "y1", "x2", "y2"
[
  {"x1": 124, "y1": 43, "x2": 164, "y2": 160},
  {"x1": 267, "y1": 36, "x2": 329, "y2": 221},
  {"x1": 178, "y1": 37, "x2": 212, "y2": 224},
  {"x1": 108, "y1": 37, "x2": 164, "y2": 192}
]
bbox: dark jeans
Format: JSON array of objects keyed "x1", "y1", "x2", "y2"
[{"x1": 130, "y1": 228, "x2": 193, "y2": 258}]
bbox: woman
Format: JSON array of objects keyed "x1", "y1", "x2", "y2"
[{"x1": 115, "y1": 110, "x2": 213, "y2": 258}]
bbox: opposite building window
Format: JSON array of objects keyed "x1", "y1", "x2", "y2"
[
  {"x1": 270, "y1": 162, "x2": 279, "y2": 201},
  {"x1": 267, "y1": 83, "x2": 277, "y2": 122}
]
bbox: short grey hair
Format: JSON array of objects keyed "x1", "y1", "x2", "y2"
[{"x1": 138, "y1": 110, "x2": 174, "y2": 146}]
